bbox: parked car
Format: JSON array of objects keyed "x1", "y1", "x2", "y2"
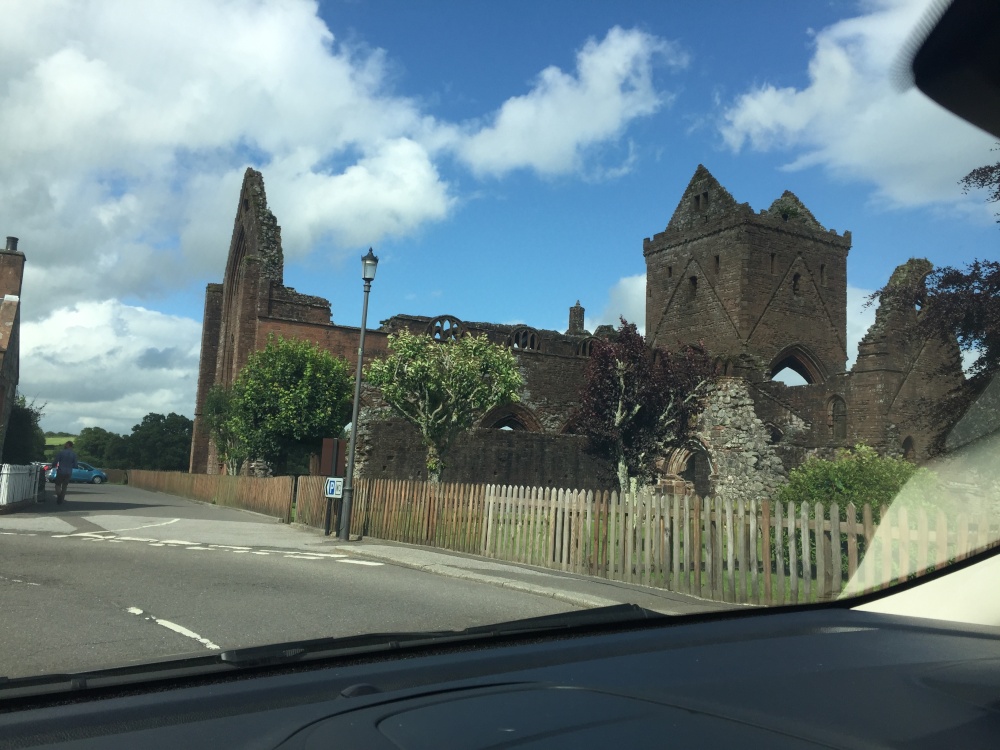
[{"x1": 46, "y1": 462, "x2": 109, "y2": 484}]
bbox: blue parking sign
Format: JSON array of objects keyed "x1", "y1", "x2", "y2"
[{"x1": 325, "y1": 477, "x2": 344, "y2": 499}]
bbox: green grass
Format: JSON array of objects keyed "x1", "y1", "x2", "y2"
[{"x1": 43, "y1": 435, "x2": 78, "y2": 461}]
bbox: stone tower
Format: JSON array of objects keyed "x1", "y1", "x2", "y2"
[{"x1": 644, "y1": 165, "x2": 851, "y2": 385}]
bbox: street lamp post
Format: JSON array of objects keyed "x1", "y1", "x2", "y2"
[{"x1": 336, "y1": 248, "x2": 378, "y2": 540}]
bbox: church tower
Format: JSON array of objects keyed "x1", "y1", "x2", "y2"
[{"x1": 644, "y1": 165, "x2": 851, "y2": 384}]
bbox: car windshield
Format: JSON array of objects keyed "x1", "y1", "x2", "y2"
[{"x1": 1, "y1": 0, "x2": 997, "y2": 684}]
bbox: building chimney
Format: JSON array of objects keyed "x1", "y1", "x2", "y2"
[
  {"x1": 4, "y1": 237, "x2": 18, "y2": 253},
  {"x1": 568, "y1": 300, "x2": 585, "y2": 335}
]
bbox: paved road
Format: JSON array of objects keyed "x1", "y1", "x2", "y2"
[
  {"x1": 1, "y1": 485, "x2": 579, "y2": 679},
  {"x1": 1, "y1": 483, "x2": 729, "y2": 680}
]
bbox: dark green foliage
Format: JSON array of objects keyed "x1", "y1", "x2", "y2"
[
  {"x1": 2, "y1": 394, "x2": 46, "y2": 464},
  {"x1": 75, "y1": 426, "x2": 128, "y2": 469},
  {"x1": 124, "y1": 413, "x2": 193, "y2": 471},
  {"x1": 71, "y1": 415, "x2": 191, "y2": 471},
  {"x1": 228, "y1": 336, "x2": 353, "y2": 475}
]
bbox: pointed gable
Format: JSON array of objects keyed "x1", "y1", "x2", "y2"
[
  {"x1": 766, "y1": 191, "x2": 825, "y2": 231},
  {"x1": 665, "y1": 164, "x2": 746, "y2": 233}
]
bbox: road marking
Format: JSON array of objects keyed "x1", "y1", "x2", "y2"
[
  {"x1": 338, "y1": 559, "x2": 384, "y2": 566},
  {"x1": 161, "y1": 540, "x2": 197, "y2": 545},
  {"x1": 126, "y1": 607, "x2": 220, "y2": 650},
  {"x1": 113, "y1": 518, "x2": 180, "y2": 532},
  {"x1": 0, "y1": 575, "x2": 41, "y2": 586}
]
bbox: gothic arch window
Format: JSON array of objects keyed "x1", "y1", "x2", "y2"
[
  {"x1": 508, "y1": 326, "x2": 541, "y2": 352},
  {"x1": 480, "y1": 403, "x2": 542, "y2": 433},
  {"x1": 828, "y1": 396, "x2": 847, "y2": 440},
  {"x1": 688, "y1": 275, "x2": 698, "y2": 300},
  {"x1": 425, "y1": 315, "x2": 465, "y2": 342},
  {"x1": 766, "y1": 423, "x2": 783, "y2": 445},
  {"x1": 769, "y1": 344, "x2": 828, "y2": 385},
  {"x1": 792, "y1": 272, "x2": 802, "y2": 296},
  {"x1": 902, "y1": 436, "x2": 916, "y2": 461},
  {"x1": 576, "y1": 337, "x2": 598, "y2": 357}
]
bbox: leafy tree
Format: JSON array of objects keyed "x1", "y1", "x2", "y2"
[
  {"x1": 959, "y1": 145, "x2": 1000, "y2": 224},
  {"x1": 2, "y1": 394, "x2": 46, "y2": 464},
  {"x1": 575, "y1": 320, "x2": 713, "y2": 493},
  {"x1": 919, "y1": 260, "x2": 1000, "y2": 388},
  {"x1": 125, "y1": 413, "x2": 193, "y2": 471},
  {"x1": 202, "y1": 385, "x2": 247, "y2": 475},
  {"x1": 366, "y1": 330, "x2": 522, "y2": 482},
  {"x1": 75, "y1": 426, "x2": 128, "y2": 469},
  {"x1": 228, "y1": 336, "x2": 353, "y2": 475}
]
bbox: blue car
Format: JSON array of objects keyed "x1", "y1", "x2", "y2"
[{"x1": 46, "y1": 462, "x2": 109, "y2": 485}]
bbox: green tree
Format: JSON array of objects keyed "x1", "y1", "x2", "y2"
[
  {"x1": 75, "y1": 426, "x2": 128, "y2": 469},
  {"x1": 366, "y1": 330, "x2": 522, "y2": 483},
  {"x1": 202, "y1": 385, "x2": 247, "y2": 475},
  {"x1": 575, "y1": 320, "x2": 713, "y2": 493},
  {"x1": 125, "y1": 413, "x2": 193, "y2": 471},
  {"x1": 228, "y1": 336, "x2": 353, "y2": 475},
  {"x1": 2, "y1": 394, "x2": 46, "y2": 464}
]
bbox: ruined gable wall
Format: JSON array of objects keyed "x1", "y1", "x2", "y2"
[{"x1": 190, "y1": 283, "x2": 224, "y2": 474}]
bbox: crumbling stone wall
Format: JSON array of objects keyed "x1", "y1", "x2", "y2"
[
  {"x1": 192, "y1": 165, "x2": 966, "y2": 496},
  {"x1": 693, "y1": 378, "x2": 786, "y2": 505}
]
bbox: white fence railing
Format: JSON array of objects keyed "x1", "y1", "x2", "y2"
[{"x1": 0, "y1": 464, "x2": 42, "y2": 506}]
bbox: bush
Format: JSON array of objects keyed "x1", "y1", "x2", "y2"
[
  {"x1": 776, "y1": 445, "x2": 938, "y2": 581},
  {"x1": 777, "y1": 444, "x2": 933, "y2": 516}
]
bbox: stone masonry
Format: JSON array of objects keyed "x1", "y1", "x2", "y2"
[{"x1": 191, "y1": 166, "x2": 965, "y2": 495}]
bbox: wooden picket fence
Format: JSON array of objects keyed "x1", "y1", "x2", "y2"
[
  {"x1": 128, "y1": 470, "x2": 294, "y2": 522},
  {"x1": 346, "y1": 479, "x2": 999, "y2": 605}
]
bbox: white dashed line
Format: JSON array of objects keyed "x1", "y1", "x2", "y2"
[
  {"x1": 0, "y1": 575, "x2": 41, "y2": 586},
  {"x1": 126, "y1": 607, "x2": 220, "y2": 650},
  {"x1": 24, "y1": 528, "x2": 378, "y2": 567},
  {"x1": 114, "y1": 518, "x2": 180, "y2": 532}
]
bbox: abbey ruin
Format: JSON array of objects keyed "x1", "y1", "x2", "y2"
[{"x1": 189, "y1": 166, "x2": 963, "y2": 501}]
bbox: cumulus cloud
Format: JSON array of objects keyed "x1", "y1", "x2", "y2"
[
  {"x1": 719, "y1": 0, "x2": 995, "y2": 211},
  {"x1": 458, "y1": 27, "x2": 686, "y2": 178},
  {"x1": 1, "y1": 4, "x2": 681, "y2": 321},
  {"x1": 585, "y1": 273, "x2": 647, "y2": 335},
  {"x1": 20, "y1": 300, "x2": 201, "y2": 433},
  {"x1": 1, "y1": 3, "x2": 683, "y2": 430}
]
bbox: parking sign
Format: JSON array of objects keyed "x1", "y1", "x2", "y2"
[{"x1": 324, "y1": 477, "x2": 344, "y2": 499}]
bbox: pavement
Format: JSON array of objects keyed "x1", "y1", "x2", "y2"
[{"x1": 4, "y1": 483, "x2": 734, "y2": 617}]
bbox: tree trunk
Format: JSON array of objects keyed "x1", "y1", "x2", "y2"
[{"x1": 426, "y1": 444, "x2": 442, "y2": 484}]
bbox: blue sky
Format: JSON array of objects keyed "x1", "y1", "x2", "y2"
[{"x1": 3, "y1": 0, "x2": 996, "y2": 433}]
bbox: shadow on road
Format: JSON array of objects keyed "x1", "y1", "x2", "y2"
[{"x1": 24, "y1": 500, "x2": 169, "y2": 514}]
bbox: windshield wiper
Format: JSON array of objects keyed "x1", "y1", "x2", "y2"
[{"x1": 0, "y1": 604, "x2": 665, "y2": 700}]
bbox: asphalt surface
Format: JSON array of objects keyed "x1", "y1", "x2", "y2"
[{"x1": 0, "y1": 482, "x2": 729, "y2": 679}]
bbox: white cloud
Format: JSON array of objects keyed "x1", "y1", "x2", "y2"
[
  {"x1": 1, "y1": 5, "x2": 680, "y2": 322},
  {"x1": 457, "y1": 27, "x2": 687, "y2": 178},
  {"x1": 585, "y1": 273, "x2": 647, "y2": 335},
  {"x1": 846, "y1": 284, "x2": 877, "y2": 366},
  {"x1": 719, "y1": 0, "x2": 996, "y2": 211},
  {"x1": 1, "y1": 4, "x2": 679, "y2": 433},
  {"x1": 20, "y1": 300, "x2": 201, "y2": 433}
]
